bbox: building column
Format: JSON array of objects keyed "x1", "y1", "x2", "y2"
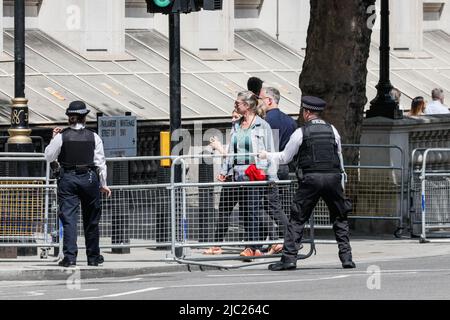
[
  {"x1": 0, "y1": 0, "x2": 3, "y2": 56},
  {"x1": 0, "y1": 0, "x2": 11, "y2": 61},
  {"x1": 39, "y1": 0, "x2": 131, "y2": 60},
  {"x1": 390, "y1": 0, "x2": 423, "y2": 53},
  {"x1": 442, "y1": 1, "x2": 450, "y2": 34},
  {"x1": 242, "y1": 0, "x2": 308, "y2": 51},
  {"x1": 154, "y1": 1, "x2": 236, "y2": 60}
]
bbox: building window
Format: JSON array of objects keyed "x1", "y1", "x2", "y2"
[
  {"x1": 235, "y1": 0, "x2": 264, "y2": 10},
  {"x1": 423, "y1": 2, "x2": 445, "y2": 21}
]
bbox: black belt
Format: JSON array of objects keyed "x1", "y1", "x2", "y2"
[{"x1": 62, "y1": 166, "x2": 95, "y2": 174}]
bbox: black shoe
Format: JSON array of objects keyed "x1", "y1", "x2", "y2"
[
  {"x1": 268, "y1": 261, "x2": 296, "y2": 271},
  {"x1": 88, "y1": 255, "x2": 104, "y2": 266},
  {"x1": 342, "y1": 260, "x2": 356, "y2": 269},
  {"x1": 58, "y1": 259, "x2": 76, "y2": 268}
]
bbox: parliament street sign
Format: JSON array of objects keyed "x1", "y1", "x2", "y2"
[{"x1": 98, "y1": 115, "x2": 137, "y2": 157}]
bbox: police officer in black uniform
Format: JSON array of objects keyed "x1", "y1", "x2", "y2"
[
  {"x1": 259, "y1": 96, "x2": 356, "y2": 270},
  {"x1": 45, "y1": 101, "x2": 111, "y2": 267}
]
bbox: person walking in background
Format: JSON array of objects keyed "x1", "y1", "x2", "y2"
[
  {"x1": 248, "y1": 76, "x2": 266, "y2": 118},
  {"x1": 203, "y1": 110, "x2": 241, "y2": 255},
  {"x1": 407, "y1": 96, "x2": 426, "y2": 117},
  {"x1": 218, "y1": 91, "x2": 277, "y2": 260},
  {"x1": 247, "y1": 77, "x2": 264, "y2": 97},
  {"x1": 259, "y1": 87, "x2": 297, "y2": 255},
  {"x1": 260, "y1": 96, "x2": 355, "y2": 270},
  {"x1": 424, "y1": 88, "x2": 449, "y2": 114},
  {"x1": 45, "y1": 101, "x2": 111, "y2": 267},
  {"x1": 390, "y1": 87, "x2": 402, "y2": 109}
]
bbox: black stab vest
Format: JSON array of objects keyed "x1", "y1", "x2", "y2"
[
  {"x1": 296, "y1": 119, "x2": 341, "y2": 174},
  {"x1": 58, "y1": 128, "x2": 95, "y2": 168}
]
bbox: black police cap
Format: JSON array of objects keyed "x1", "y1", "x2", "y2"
[
  {"x1": 66, "y1": 101, "x2": 90, "y2": 116},
  {"x1": 301, "y1": 96, "x2": 327, "y2": 111}
]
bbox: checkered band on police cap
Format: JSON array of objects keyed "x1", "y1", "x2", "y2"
[
  {"x1": 66, "y1": 100, "x2": 90, "y2": 116},
  {"x1": 301, "y1": 96, "x2": 327, "y2": 111}
]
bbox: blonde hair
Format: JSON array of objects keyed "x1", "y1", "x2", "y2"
[
  {"x1": 256, "y1": 103, "x2": 266, "y2": 118},
  {"x1": 236, "y1": 91, "x2": 259, "y2": 114}
]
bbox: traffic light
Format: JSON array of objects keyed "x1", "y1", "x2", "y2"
[
  {"x1": 147, "y1": 0, "x2": 175, "y2": 14},
  {"x1": 146, "y1": 0, "x2": 222, "y2": 14},
  {"x1": 146, "y1": 0, "x2": 201, "y2": 14}
]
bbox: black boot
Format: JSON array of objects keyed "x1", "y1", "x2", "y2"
[
  {"x1": 88, "y1": 255, "x2": 104, "y2": 266},
  {"x1": 342, "y1": 260, "x2": 356, "y2": 269},
  {"x1": 58, "y1": 258, "x2": 76, "y2": 268},
  {"x1": 268, "y1": 261, "x2": 296, "y2": 271}
]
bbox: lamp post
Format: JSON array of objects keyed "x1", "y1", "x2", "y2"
[
  {"x1": 5, "y1": 0, "x2": 35, "y2": 258},
  {"x1": 366, "y1": 0, "x2": 403, "y2": 119},
  {"x1": 8, "y1": 0, "x2": 32, "y2": 149},
  {"x1": 169, "y1": 11, "x2": 184, "y2": 258}
]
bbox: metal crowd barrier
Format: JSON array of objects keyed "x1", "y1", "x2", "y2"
[
  {"x1": 0, "y1": 143, "x2": 407, "y2": 262},
  {"x1": 75, "y1": 156, "x2": 176, "y2": 250},
  {"x1": 341, "y1": 144, "x2": 405, "y2": 236},
  {"x1": 168, "y1": 153, "x2": 316, "y2": 268},
  {"x1": 0, "y1": 153, "x2": 58, "y2": 258},
  {"x1": 167, "y1": 145, "x2": 406, "y2": 268},
  {"x1": 410, "y1": 148, "x2": 450, "y2": 243}
]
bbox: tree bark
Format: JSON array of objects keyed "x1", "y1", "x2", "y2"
[{"x1": 299, "y1": 0, "x2": 375, "y2": 164}]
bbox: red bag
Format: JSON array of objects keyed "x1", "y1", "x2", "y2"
[{"x1": 245, "y1": 164, "x2": 267, "y2": 181}]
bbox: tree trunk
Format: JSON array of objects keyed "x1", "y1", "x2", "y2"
[{"x1": 299, "y1": 0, "x2": 375, "y2": 164}]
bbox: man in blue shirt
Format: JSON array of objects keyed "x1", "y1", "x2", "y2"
[
  {"x1": 260, "y1": 87, "x2": 297, "y2": 254},
  {"x1": 260, "y1": 87, "x2": 298, "y2": 153}
]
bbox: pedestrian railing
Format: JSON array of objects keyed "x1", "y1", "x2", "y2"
[
  {"x1": 0, "y1": 143, "x2": 408, "y2": 264},
  {"x1": 0, "y1": 153, "x2": 58, "y2": 258},
  {"x1": 78, "y1": 156, "x2": 175, "y2": 250},
  {"x1": 410, "y1": 148, "x2": 450, "y2": 243},
  {"x1": 341, "y1": 144, "x2": 406, "y2": 237}
]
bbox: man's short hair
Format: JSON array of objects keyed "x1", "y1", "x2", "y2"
[
  {"x1": 389, "y1": 88, "x2": 401, "y2": 104},
  {"x1": 263, "y1": 87, "x2": 281, "y2": 105},
  {"x1": 431, "y1": 88, "x2": 444, "y2": 101}
]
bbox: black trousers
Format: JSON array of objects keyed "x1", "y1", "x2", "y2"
[
  {"x1": 58, "y1": 169, "x2": 102, "y2": 263},
  {"x1": 282, "y1": 173, "x2": 353, "y2": 264},
  {"x1": 265, "y1": 165, "x2": 290, "y2": 240}
]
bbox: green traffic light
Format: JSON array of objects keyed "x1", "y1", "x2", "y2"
[{"x1": 154, "y1": 0, "x2": 171, "y2": 7}]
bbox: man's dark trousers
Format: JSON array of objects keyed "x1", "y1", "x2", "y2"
[
  {"x1": 265, "y1": 164, "x2": 290, "y2": 239},
  {"x1": 58, "y1": 169, "x2": 102, "y2": 263},
  {"x1": 282, "y1": 173, "x2": 353, "y2": 264}
]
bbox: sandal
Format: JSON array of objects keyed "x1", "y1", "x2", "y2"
[
  {"x1": 267, "y1": 244, "x2": 283, "y2": 255},
  {"x1": 202, "y1": 247, "x2": 223, "y2": 255}
]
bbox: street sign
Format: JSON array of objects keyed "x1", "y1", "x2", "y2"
[{"x1": 98, "y1": 115, "x2": 137, "y2": 157}]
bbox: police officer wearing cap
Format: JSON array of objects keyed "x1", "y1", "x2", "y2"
[
  {"x1": 259, "y1": 96, "x2": 356, "y2": 270},
  {"x1": 45, "y1": 101, "x2": 111, "y2": 267}
]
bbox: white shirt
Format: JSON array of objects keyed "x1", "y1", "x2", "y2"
[
  {"x1": 267, "y1": 121, "x2": 343, "y2": 168},
  {"x1": 424, "y1": 100, "x2": 449, "y2": 115},
  {"x1": 44, "y1": 124, "x2": 108, "y2": 188}
]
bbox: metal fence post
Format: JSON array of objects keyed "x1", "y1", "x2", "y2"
[
  {"x1": 156, "y1": 166, "x2": 171, "y2": 246},
  {"x1": 198, "y1": 153, "x2": 215, "y2": 242}
]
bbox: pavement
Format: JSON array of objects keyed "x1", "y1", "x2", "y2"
[{"x1": 1, "y1": 237, "x2": 450, "y2": 281}]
